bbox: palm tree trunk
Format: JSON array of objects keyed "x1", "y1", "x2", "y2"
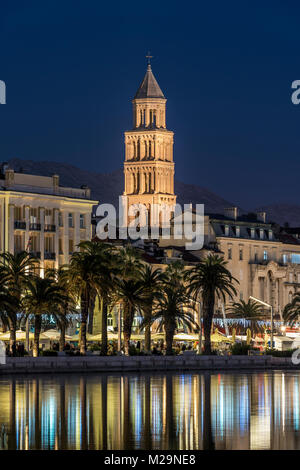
[
  {"x1": 165, "y1": 326, "x2": 174, "y2": 355},
  {"x1": 144, "y1": 306, "x2": 152, "y2": 353},
  {"x1": 59, "y1": 322, "x2": 65, "y2": 352},
  {"x1": 101, "y1": 300, "x2": 108, "y2": 356},
  {"x1": 9, "y1": 323, "x2": 16, "y2": 356},
  {"x1": 33, "y1": 315, "x2": 41, "y2": 357},
  {"x1": 87, "y1": 291, "x2": 96, "y2": 334},
  {"x1": 80, "y1": 294, "x2": 89, "y2": 355},
  {"x1": 203, "y1": 296, "x2": 215, "y2": 355},
  {"x1": 123, "y1": 306, "x2": 133, "y2": 356}
]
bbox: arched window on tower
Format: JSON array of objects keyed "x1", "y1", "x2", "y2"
[{"x1": 153, "y1": 110, "x2": 156, "y2": 127}]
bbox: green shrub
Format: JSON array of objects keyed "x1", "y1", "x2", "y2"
[
  {"x1": 41, "y1": 350, "x2": 58, "y2": 357},
  {"x1": 230, "y1": 343, "x2": 251, "y2": 355},
  {"x1": 266, "y1": 348, "x2": 296, "y2": 357},
  {"x1": 89, "y1": 343, "x2": 101, "y2": 352}
]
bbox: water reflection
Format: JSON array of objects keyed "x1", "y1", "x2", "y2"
[{"x1": 0, "y1": 371, "x2": 300, "y2": 449}]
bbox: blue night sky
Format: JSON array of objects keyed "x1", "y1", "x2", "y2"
[{"x1": 0, "y1": 0, "x2": 299, "y2": 208}]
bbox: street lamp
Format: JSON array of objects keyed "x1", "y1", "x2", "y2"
[{"x1": 249, "y1": 296, "x2": 274, "y2": 348}]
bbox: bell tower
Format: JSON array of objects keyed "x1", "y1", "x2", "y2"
[{"x1": 122, "y1": 56, "x2": 176, "y2": 226}]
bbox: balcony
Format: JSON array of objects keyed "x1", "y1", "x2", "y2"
[
  {"x1": 44, "y1": 224, "x2": 56, "y2": 232},
  {"x1": 14, "y1": 221, "x2": 26, "y2": 230},
  {"x1": 44, "y1": 252, "x2": 56, "y2": 260},
  {"x1": 29, "y1": 251, "x2": 41, "y2": 259},
  {"x1": 29, "y1": 223, "x2": 41, "y2": 231}
]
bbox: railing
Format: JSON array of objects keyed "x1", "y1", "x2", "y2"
[
  {"x1": 14, "y1": 221, "x2": 26, "y2": 230},
  {"x1": 44, "y1": 224, "x2": 56, "y2": 232},
  {"x1": 44, "y1": 252, "x2": 56, "y2": 260},
  {"x1": 29, "y1": 223, "x2": 41, "y2": 231}
]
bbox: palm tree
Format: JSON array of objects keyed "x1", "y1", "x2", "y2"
[
  {"x1": 113, "y1": 278, "x2": 148, "y2": 355},
  {"x1": 117, "y1": 245, "x2": 143, "y2": 280},
  {"x1": 64, "y1": 244, "x2": 100, "y2": 354},
  {"x1": 138, "y1": 264, "x2": 164, "y2": 353},
  {"x1": 283, "y1": 294, "x2": 300, "y2": 326},
  {"x1": 0, "y1": 251, "x2": 38, "y2": 354},
  {"x1": 187, "y1": 255, "x2": 238, "y2": 354},
  {"x1": 145, "y1": 284, "x2": 197, "y2": 355},
  {"x1": 22, "y1": 276, "x2": 71, "y2": 357},
  {"x1": 0, "y1": 281, "x2": 18, "y2": 342},
  {"x1": 44, "y1": 268, "x2": 78, "y2": 351},
  {"x1": 227, "y1": 299, "x2": 265, "y2": 336},
  {"x1": 91, "y1": 242, "x2": 117, "y2": 355},
  {"x1": 164, "y1": 261, "x2": 185, "y2": 288}
]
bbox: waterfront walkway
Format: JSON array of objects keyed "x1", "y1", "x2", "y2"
[{"x1": 0, "y1": 354, "x2": 299, "y2": 374}]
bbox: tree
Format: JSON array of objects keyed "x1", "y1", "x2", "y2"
[
  {"x1": 164, "y1": 261, "x2": 186, "y2": 288},
  {"x1": 22, "y1": 276, "x2": 71, "y2": 357},
  {"x1": 113, "y1": 278, "x2": 148, "y2": 355},
  {"x1": 116, "y1": 245, "x2": 143, "y2": 280},
  {"x1": 283, "y1": 294, "x2": 300, "y2": 326},
  {"x1": 145, "y1": 284, "x2": 196, "y2": 355},
  {"x1": 137, "y1": 264, "x2": 164, "y2": 353},
  {"x1": 88, "y1": 241, "x2": 117, "y2": 355},
  {"x1": 44, "y1": 268, "x2": 78, "y2": 351},
  {"x1": 0, "y1": 281, "x2": 18, "y2": 342},
  {"x1": 227, "y1": 299, "x2": 265, "y2": 336},
  {"x1": 0, "y1": 251, "x2": 38, "y2": 354},
  {"x1": 187, "y1": 255, "x2": 238, "y2": 354},
  {"x1": 64, "y1": 244, "x2": 100, "y2": 354}
]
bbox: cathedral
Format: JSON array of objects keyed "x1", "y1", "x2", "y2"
[{"x1": 121, "y1": 59, "x2": 176, "y2": 226}]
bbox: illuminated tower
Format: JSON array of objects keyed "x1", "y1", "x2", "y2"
[{"x1": 122, "y1": 56, "x2": 176, "y2": 226}]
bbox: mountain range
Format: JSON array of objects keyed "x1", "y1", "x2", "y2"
[{"x1": 5, "y1": 158, "x2": 300, "y2": 227}]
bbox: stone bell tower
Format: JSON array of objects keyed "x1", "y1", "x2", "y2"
[{"x1": 122, "y1": 56, "x2": 176, "y2": 226}]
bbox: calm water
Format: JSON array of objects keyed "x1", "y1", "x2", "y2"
[{"x1": 0, "y1": 370, "x2": 300, "y2": 450}]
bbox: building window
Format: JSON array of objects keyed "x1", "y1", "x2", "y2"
[
  {"x1": 69, "y1": 239, "x2": 74, "y2": 254},
  {"x1": 239, "y1": 249, "x2": 243, "y2": 260},
  {"x1": 58, "y1": 212, "x2": 63, "y2": 227},
  {"x1": 260, "y1": 229, "x2": 264, "y2": 240},
  {"x1": 263, "y1": 250, "x2": 268, "y2": 261},
  {"x1": 107, "y1": 314, "x2": 113, "y2": 327},
  {"x1": 225, "y1": 225, "x2": 229, "y2": 236},
  {"x1": 228, "y1": 247, "x2": 232, "y2": 260},
  {"x1": 251, "y1": 228, "x2": 255, "y2": 239},
  {"x1": 291, "y1": 253, "x2": 300, "y2": 264},
  {"x1": 236, "y1": 226, "x2": 240, "y2": 237},
  {"x1": 268, "y1": 230, "x2": 273, "y2": 240},
  {"x1": 59, "y1": 238, "x2": 63, "y2": 254},
  {"x1": 254, "y1": 251, "x2": 258, "y2": 262},
  {"x1": 68, "y1": 213, "x2": 73, "y2": 228},
  {"x1": 80, "y1": 214, "x2": 85, "y2": 229}
]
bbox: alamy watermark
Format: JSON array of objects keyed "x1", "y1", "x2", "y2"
[
  {"x1": 0, "y1": 80, "x2": 6, "y2": 104},
  {"x1": 96, "y1": 198, "x2": 204, "y2": 250}
]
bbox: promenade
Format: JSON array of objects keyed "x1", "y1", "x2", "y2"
[{"x1": 0, "y1": 354, "x2": 299, "y2": 374}]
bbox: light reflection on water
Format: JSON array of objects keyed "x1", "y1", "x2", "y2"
[{"x1": 0, "y1": 370, "x2": 300, "y2": 450}]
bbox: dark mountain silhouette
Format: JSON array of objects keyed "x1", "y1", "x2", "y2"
[{"x1": 5, "y1": 158, "x2": 300, "y2": 226}]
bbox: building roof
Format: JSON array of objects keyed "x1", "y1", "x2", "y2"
[{"x1": 134, "y1": 64, "x2": 165, "y2": 99}]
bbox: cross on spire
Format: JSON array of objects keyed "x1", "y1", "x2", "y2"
[{"x1": 146, "y1": 51, "x2": 153, "y2": 65}]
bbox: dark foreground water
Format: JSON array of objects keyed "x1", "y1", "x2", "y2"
[{"x1": 0, "y1": 370, "x2": 300, "y2": 450}]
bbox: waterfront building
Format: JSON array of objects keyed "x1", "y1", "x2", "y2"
[{"x1": 0, "y1": 163, "x2": 97, "y2": 272}]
